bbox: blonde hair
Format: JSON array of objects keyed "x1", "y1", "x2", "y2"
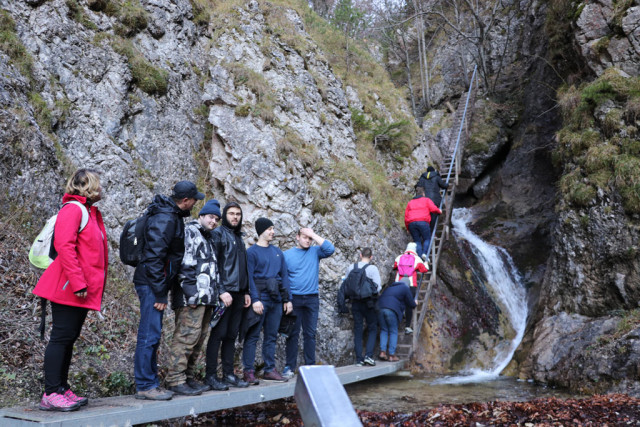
[{"x1": 65, "y1": 169, "x2": 101, "y2": 201}]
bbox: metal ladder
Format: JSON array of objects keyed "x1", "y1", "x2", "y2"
[{"x1": 395, "y1": 66, "x2": 479, "y2": 361}]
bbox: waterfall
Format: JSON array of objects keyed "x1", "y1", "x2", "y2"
[{"x1": 433, "y1": 208, "x2": 528, "y2": 385}]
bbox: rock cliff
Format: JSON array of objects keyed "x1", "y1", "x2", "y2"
[{"x1": 0, "y1": 0, "x2": 421, "y2": 403}]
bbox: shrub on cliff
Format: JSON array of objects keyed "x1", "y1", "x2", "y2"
[{"x1": 554, "y1": 69, "x2": 640, "y2": 213}]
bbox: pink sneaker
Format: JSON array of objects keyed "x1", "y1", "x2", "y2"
[
  {"x1": 39, "y1": 392, "x2": 81, "y2": 412},
  {"x1": 64, "y1": 389, "x2": 88, "y2": 406}
]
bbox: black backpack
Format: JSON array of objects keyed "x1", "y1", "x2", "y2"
[
  {"x1": 343, "y1": 263, "x2": 378, "y2": 300},
  {"x1": 119, "y1": 213, "x2": 149, "y2": 266}
]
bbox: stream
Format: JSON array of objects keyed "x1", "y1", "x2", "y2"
[{"x1": 345, "y1": 374, "x2": 577, "y2": 413}]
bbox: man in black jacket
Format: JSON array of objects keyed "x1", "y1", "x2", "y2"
[
  {"x1": 133, "y1": 181, "x2": 203, "y2": 401},
  {"x1": 415, "y1": 166, "x2": 449, "y2": 227},
  {"x1": 205, "y1": 202, "x2": 250, "y2": 389}
]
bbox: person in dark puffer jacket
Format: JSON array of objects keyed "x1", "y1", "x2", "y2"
[
  {"x1": 133, "y1": 181, "x2": 203, "y2": 401},
  {"x1": 377, "y1": 281, "x2": 416, "y2": 362},
  {"x1": 165, "y1": 199, "x2": 224, "y2": 396},
  {"x1": 415, "y1": 166, "x2": 449, "y2": 226}
]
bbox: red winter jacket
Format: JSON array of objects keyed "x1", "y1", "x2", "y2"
[
  {"x1": 404, "y1": 196, "x2": 442, "y2": 230},
  {"x1": 33, "y1": 194, "x2": 108, "y2": 311}
]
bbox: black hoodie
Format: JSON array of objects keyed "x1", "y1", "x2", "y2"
[
  {"x1": 211, "y1": 202, "x2": 249, "y2": 294},
  {"x1": 133, "y1": 194, "x2": 191, "y2": 304}
]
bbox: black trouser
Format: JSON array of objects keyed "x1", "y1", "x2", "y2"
[
  {"x1": 430, "y1": 212, "x2": 440, "y2": 232},
  {"x1": 206, "y1": 292, "x2": 246, "y2": 377},
  {"x1": 44, "y1": 302, "x2": 88, "y2": 394},
  {"x1": 404, "y1": 286, "x2": 418, "y2": 327}
]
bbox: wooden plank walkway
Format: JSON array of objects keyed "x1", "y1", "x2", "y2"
[{"x1": 0, "y1": 361, "x2": 404, "y2": 426}]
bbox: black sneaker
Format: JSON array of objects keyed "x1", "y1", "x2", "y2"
[
  {"x1": 204, "y1": 375, "x2": 229, "y2": 391},
  {"x1": 169, "y1": 382, "x2": 202, "y2": 396},
  {"x1": 223, "y1": 373, "x2": 249, "y2": 388},
  {"x1": 186, "y1": 378, "x2": 211, "y2": 393}
]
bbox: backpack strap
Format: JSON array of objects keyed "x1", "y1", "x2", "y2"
[{"x1": 63, "y1": 201, "x2": 89, "y2": 232}]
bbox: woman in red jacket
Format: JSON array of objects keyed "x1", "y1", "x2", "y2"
[{"x1": 33, "y1": 169, "x2": 108, "y2": 411}]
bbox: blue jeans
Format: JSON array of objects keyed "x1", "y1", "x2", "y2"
[
  {"x1": 242, "y1": 299, "x2": 283, "y2": 373},
  {"x1": 134, "y1": 285, "x2": 164, "y2": 391},
  {"x1": 285, "y1": 294, "x2": 319, "y2": 370},
  {"x1": 409, "y1": 221, "x2": 431, "y2": 257},
  {"x1": 352, "y1": 300, "x2": 378, "y2": 362},
  {"x1": 378, "y1": 308, "x2": 399, "y2": 355}
]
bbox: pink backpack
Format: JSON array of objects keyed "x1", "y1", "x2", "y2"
[{"x1": 397, "y1": 252, "x2": 416, "y2": 277}]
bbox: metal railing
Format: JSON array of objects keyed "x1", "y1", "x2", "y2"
[{"x1": 410, "y1": 65, "x2": 479, "y2": 356}]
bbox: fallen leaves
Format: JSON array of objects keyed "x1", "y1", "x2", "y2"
[{"x1": 177, "y1": 394, "x2": 640, "y2": 426}]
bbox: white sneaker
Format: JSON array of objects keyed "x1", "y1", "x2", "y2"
[
  {"x1": 405, "y1": 327, "x2": 413, "y2": 334},
  {"x1": 282, "y1": 367, "x2": 294, "y2": 379}
]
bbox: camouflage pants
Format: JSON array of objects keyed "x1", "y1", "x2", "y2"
[{"x1": 166, "y1": 306, "x2": 213, "y2": 386}]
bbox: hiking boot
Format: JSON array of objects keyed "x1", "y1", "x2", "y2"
[
  {"x1": 282, "y1": 366, "x2": 294, "y2": 380},
  {"x1": 379, "y1": 351, "x2": 388, "y2": 361},
  {"x1": 405, "y1": 327, "x2": 413, "y2": 334},
  {"x1": 63, "y1": 389, "x2": 88, "y2": 406},
  {"x1": 204, "y1": 375, "x2": 229, "y2": 391},
  {"x1": 39, "y1": 392, "x2": 81, "y2": 412},
  {"x1": 243, "y1": 370, "x2": 260, "y2": 386},
  {"x1": 262, "y1": 370, "x2": 288, "y2": 382},
  {"x1": 186, "y1": 378, "x2": 210, "y2": 393},
  {"x1": 169, "y1": 383, "x2": 201, "y2": 396},
  {"x1": 364, "y1": 356, "x2": 376, "y2": 366},
  {"x1": 223, "y1": 373, "x2": 249, "y2": 388},
  {"x1": 389, "y1": 355, "x2": 400, "y2": 362},
  {"x1": 135, "y1": 387, "x2": 173, "y2": 400}
]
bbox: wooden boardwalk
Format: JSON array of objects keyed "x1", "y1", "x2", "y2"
[{"x1": 0, "y1": 360, "x2": 404, "y2": 426}]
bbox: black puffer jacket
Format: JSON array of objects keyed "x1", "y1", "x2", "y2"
[
  {"x1": 133, "y1": 195, "x2": 190, "y2": 304},
  {"x1": 416, "y1": 170, "x2": 449, "y2": 206},
  {"x1": 211, "y1": 204, "x2": 249, "y2": 295},
  {"x1": 173, "y1": 220, "x2": 222, "y2": 309}
]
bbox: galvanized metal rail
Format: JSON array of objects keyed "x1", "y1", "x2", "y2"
[
  {"x1": 0, "y1": 360, "x2": 404, "y2": 427},
  {"x1": 396, "y1": 66, "x2": 479, "y2": 360}
]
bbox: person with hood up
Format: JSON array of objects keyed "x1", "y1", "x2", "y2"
[
  {"x1": 133, "y1": 181, "x2": 204, "y2": 401},
  {"x1": 33, "y1": 169, "x2": 108, "y2": 411},
  {"x1": 415, "y1": 166, "x2": 449, "y2": 226},
  {"x1": 205, "y1": 202, "x2": 251, "y2": 390},
  {"x1": 165, "y1": 199, "x2": 223, "y2": 396}
]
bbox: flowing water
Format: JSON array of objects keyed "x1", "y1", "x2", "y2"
[
  {"x1": 347, "y1": 207, "x2": 540, "y2": 411},
  {"x1": 346, "y1": 374, "x2": 577, "y2": 413},
  {"x1": 433, "y1": 207, "x2": 528, "y2": 384}
]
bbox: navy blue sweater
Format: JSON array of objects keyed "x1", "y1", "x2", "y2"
[{"x1": 378, "y1": 282, "x2": 417, "y2": 322}]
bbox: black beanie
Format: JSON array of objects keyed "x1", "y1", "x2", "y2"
[{"x1": 255, "y1": 217, "x2": 274, "y2": 237}]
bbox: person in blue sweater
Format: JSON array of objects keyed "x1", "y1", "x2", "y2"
[
  {"x1": 282, "y1": 228, "x2": 335, "y2": 378},
  {"x1": 242, "y1": 218, "x2": 293, "y2": 384},
  {"x1": 377, "y1": 282, "x2": 417, "y2": 362}
]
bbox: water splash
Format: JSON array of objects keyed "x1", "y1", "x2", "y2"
[{"x1": 433, "y1": 208, "x2": 528, "y2": 385}]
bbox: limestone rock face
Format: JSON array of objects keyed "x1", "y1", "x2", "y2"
[
  {"x1": 0, "y1": 0, "x2": 420, "y2": 374},
  {"x1": 575, "y1": 1, "x2": 640, "y2": 76},
  {"x1": 0, "y1": 54, "x2": 62, "y2": 216},
  {"x1": 529, "y1": 312, "x2": 640, "y2": 395}
]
